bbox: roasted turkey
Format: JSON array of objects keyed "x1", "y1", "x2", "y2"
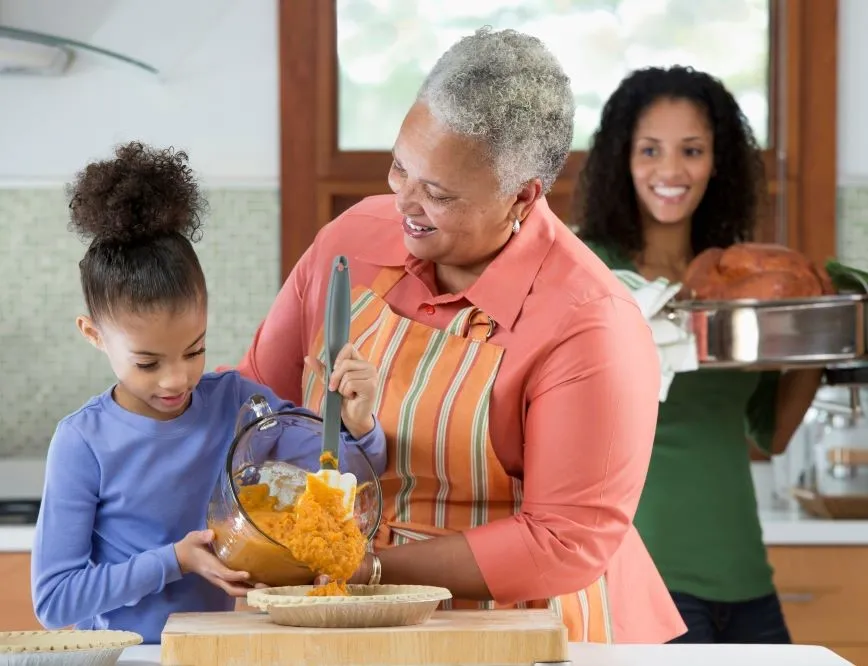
[{"x1": 683, "y1": 243, "x2": 835, "y2": 301}]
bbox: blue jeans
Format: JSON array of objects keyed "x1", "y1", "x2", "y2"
[{"x1": 668, "y1": 591, "x2": 792, "y2": 644}]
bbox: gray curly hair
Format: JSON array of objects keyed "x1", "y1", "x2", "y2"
[{"x1": 417, "y1": 27, "x2": 575, "y2": 195}]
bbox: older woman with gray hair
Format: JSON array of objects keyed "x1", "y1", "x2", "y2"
[{"x1": 234, "y1": 27, "x2": 685, "y2": 643}]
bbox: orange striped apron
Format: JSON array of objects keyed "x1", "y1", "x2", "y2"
[{"x1": 302, "y1": 266, "x2": 614, "y2": 643}]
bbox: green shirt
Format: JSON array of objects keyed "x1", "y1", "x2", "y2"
[{"x1": 586, "y1": 240, "x2": 778, "y2": 602}]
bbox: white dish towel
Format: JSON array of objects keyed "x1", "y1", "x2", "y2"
[{"x1": 612, "y1": 270, "x2": 699, "y2": 401}]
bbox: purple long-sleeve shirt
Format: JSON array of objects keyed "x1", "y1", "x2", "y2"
[{"x1": 31, "y1": 370, "x2": 386, "y2": 644}]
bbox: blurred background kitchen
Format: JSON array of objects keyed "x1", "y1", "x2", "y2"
[{"x1": 2, "y1": 0, "x2": 868, "y2": 661}]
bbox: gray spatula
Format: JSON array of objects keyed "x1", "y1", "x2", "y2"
[{"x1": 314, "y1": 255, "x2": 357, "y2": 519}]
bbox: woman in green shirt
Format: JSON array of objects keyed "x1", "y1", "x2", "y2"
[{"x1": 574, "y1": 66, "x2": 822, "y2": 643}]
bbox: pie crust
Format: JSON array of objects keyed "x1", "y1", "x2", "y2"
[
  {"x1": 0, "y1": 630, "x2": 142, "y2": 655},
  {"x1": 247, "y1": 584, "x2": 453, "y2": 628},
  {"x1": 247, "y1": 584, "x2": 452, "y2": 608}
]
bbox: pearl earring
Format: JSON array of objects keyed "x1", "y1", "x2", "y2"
[{"x1": 512, "y1": 217, "x2": 521, "y2": 234}]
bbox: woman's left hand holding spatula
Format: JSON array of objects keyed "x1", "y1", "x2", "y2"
[{"x1": 304, "y1": 343, "x2": 378, "y2": 440}]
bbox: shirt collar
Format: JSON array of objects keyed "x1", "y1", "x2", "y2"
[
  {"x1": 355, "y1": 197, "x2": 558, "y2": 331},
  {"x1": 463, "y1": 197, "x2": 556, "y2": 331}
]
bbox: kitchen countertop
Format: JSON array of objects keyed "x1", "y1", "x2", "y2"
[
  {"x1": 758, "y1": 508, "x2": 868, "y2": 545},
  {"x1": 117, "y1": 642, "x2": 854, "y2": 665},
  {"x1": 0, "y1": 526, "x2": 37, "y2": 552},
  {"x1": 5, "y1": 509, "x2": 868, "y2": 552}
]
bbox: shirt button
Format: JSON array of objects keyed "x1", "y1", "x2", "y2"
[{"x1": 423, "y1": 304, "x2": 435, "y2": 315}]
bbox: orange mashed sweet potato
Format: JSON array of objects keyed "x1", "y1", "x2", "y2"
[{"x1": 237, "y1": 462, "x2": 366, "y2": 596}]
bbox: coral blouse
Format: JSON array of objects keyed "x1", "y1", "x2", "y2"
[{"x1": 236, "y1": 194, "x2": 685, "y2": 642}]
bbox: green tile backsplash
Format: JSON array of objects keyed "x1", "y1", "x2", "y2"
[
  {"x1": 838, "y1": 186, "x2": 868, "y2": 268},
  {"x1": 0, "y1": 188, "x2": 280, "y2": 457},
  {"x1": 2, "y1": 186, "x2": 867, "y2": 458}
]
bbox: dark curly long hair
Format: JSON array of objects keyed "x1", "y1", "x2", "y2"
[
  {"x1": 68, "y1": 141, "x2": 209, "y2": 321},
  {"x1": 574, "y1": 66, "x2": 766, "y2": 260}
]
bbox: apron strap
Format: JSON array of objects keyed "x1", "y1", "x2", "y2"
[{"x1": 446, "y1": 307, "x2": 496, "y2": 342}]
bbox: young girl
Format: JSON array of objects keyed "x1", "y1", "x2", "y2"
[
  {"x1": 575, "y1": 66, "x2": 821, "y2": 644},
  {"x1": 31, "y1": 141, "x2": 387, "y2": 644}
]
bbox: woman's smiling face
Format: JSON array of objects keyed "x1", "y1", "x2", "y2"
[
  {"x1": 387, "y1": 102, "x2": 535, "y2": 277},
  {"x1": 630, "y1": 97, "x2": 715, "y2": 228}
]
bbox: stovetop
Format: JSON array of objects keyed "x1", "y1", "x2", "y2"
[
  {"x1": 0, "y1": 459, "x2": 44, "y2": 525},
  {"x1": 0, "y1": 499, "x2": 40, "y2": 525}
]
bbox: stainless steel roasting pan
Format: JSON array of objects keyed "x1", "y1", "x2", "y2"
[{"x1": 665, "y1": 294, "x2": 868, "y2": 369}]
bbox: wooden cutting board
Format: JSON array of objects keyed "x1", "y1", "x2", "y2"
[{"x1": 160, "y1": 609, "x2": 569, "y2": 665}]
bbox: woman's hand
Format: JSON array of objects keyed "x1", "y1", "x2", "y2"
[
  {"x1": 174, "y1": 529, "x2": 258, "y2": 597},
  {"x1": 312, "y1": 551, "x2": 374, "y2": 588},
  {"x1": 310, "y1": 536, "x2": 492, "y2": 599},
  {"x1": 305, "y1": 344, "x2": 378, "y2": 439},
  {"x1": 772, "y1": 367, "x2": 824, "y2": 454}
]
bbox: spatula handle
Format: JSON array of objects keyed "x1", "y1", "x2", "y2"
[{"x1": 322, "y1": 256, "x2": 351, "y2": 469}]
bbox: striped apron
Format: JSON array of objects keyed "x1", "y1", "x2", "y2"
[{"x1": 302, "y1": 266, "x2": 614, "y2": 642}]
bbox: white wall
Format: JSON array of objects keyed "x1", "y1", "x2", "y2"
[
  {"x1": 0, "y1": 1, "x2": 862, "y2": 186},
  {"x1": 837, "y1": 0, "x2": 868, "y2": 185},
  {"x1": 0, "y1": 0, "x2": 279, "y2": 187}
]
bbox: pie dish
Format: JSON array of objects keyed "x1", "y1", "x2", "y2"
[
  {"x1": 0, "y1": 629, "x2": 142, "y2": 666},
  {"x1": 247, "y1": 584, "x2": 452, "y2": 628}
]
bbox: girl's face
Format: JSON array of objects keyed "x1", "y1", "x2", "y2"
[
  {"x1": 630, "y1": 97, "x2": 715, "y2": 227},
  {"x1": 77, "y1": 304, "x2": 208, "y2": 420}
]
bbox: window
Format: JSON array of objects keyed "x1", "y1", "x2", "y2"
[
  {"x1": 279, "y1": 0, "x2": 837, "y2": 279},
  {"x1": 337, "y1": 0, "x2": 771, "y2": 150}
]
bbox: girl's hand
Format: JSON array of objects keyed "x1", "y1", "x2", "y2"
[
  {"x1": 174, "y1": 529, "x2": 257, "y2": 597},
  {"x1": 305, "y1": 344, "x2": 378, "y2": 439}
]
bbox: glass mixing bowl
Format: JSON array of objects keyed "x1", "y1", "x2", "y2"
[{"x1": 207, "y1": 394, "x2": 383, "y2": 587}]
